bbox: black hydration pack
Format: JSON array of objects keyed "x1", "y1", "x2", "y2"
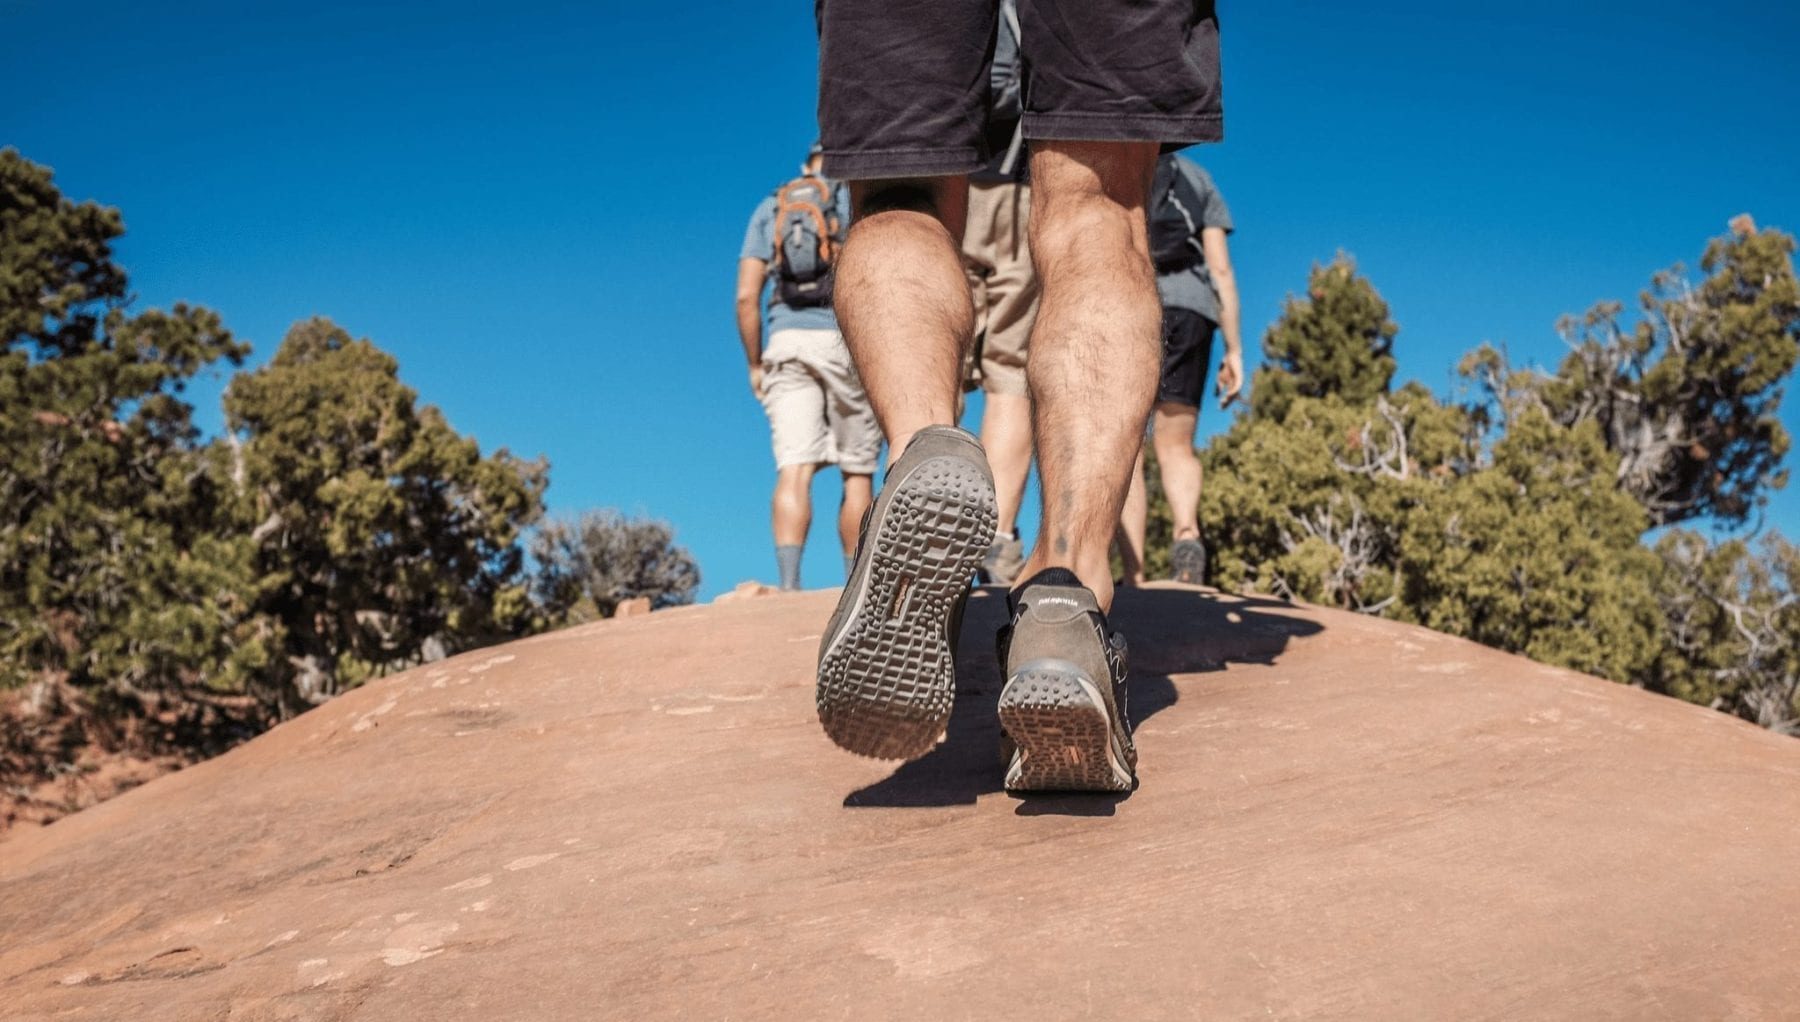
[{"x1": 1148, "y1": 157, "x2": 1208, "y2": 274}]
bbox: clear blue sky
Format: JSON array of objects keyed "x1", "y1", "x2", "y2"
[{"x1": 7, "y1": 1, "x2": 1798, "y2": 598}]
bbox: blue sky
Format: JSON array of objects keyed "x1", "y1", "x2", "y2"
[{"x1": 7, "y1": 0, "x2": 1798, "y2": 598}]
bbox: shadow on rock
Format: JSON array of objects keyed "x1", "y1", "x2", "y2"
[{"x1": 844, "y1": 586, "x2": 1324, "y2": 811}]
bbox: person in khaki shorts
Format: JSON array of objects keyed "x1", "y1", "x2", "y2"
[
  {"x1": 962, "y1": 0, "x2": 1036, "y2": 585},
  {"x1": 735, "y1": 147, "x2": 881, "y2": 590}
]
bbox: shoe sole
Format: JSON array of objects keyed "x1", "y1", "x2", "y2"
[
  {"x1": 816, "y1": 454, "x2": 996, "y2": 760},
  {"x1": 998, "y1": 660, "x2": 1134, "y2": 792},
  {"x1": 1171, "y1": 546, "x2": 1205, "y2": 586}
]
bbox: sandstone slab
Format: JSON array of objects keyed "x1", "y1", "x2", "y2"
[{"x1": 3, "y1": 585, "x2": 1798, "y2": 1020}]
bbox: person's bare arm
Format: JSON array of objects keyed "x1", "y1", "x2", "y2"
[
  {"x1": 1201, "y1": 226, "x2": 1242, "y2": 407},
  {"x1": 736, "y1": 258, "x2": 768, "y2": 395}
]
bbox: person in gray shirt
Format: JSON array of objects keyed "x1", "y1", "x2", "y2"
[{"x1": 1119, "y1": 154, "x2": 1243, "y2": 586}]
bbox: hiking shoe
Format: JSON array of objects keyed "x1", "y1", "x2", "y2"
[
  {"x1": 978, "y1": 531, "x2": 1026, "y2": 586},
  {"x1": 996, "y1": 568, "x2": 1137, "y2": 792},
  {"x1": 816, "y1": 426, "x2": 997, "y2": 760},
  {"x1": 1170, "y1": 537, "x2": 1207, "y2": 585}
]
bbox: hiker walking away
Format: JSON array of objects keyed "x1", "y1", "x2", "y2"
[
  {"x1": 962, "y1": 0, "x2": 1036, "y2": 586},
  {"x1": 736, "y1": 146, "x2": 881, "y2": 591},
  {"x1": 813, "y1": 0, "x2": 1223, "y2": 791},
  {"x1": 1118, "y1": 154, "x2": 1242, "y2": 586}
]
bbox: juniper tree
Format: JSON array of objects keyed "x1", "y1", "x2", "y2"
[
  {"x1": 1466, "y1": 218, "x2": 1799, "y2": 528},
  {"x1": 1250, "y1": 254, "x2": 1398, "y2": 421},
  {"x1": 0, "y1": 149, "x2": 255, "y2": 705},
  {"x1": 1650, "y1": 531, "x2": 1799, "y2": 734},
  {"x1": 223, "y1": 318, "x2": 546, "y2": 714},
  {"x1": 531, "y1": 509, "x2": 700, "y2": 623}
]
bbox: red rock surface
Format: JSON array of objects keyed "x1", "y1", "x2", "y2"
[{"x1": 3, "y1": 585, "x2": 1798, "y2": 1020}]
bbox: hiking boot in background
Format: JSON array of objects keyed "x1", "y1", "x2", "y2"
[
  {"x1": 1170, "y1": 537, "x2": 1207, "y2": 585},
  {"x1": 996, "y1": 568, "x2": 1137, "y2": 792},
  {"x1": 816, "y1": 426, "x2": 997, "y2": 760},
  {"x1": 978, "y1": 530, "x2": 1026, "y2": 586}
]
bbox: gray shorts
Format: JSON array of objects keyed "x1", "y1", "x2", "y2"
[{"x1": 817, "y1": 0, "x2": 1223, "y2": 180}]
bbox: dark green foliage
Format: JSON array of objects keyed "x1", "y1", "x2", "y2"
[
  {"x1": 1202, "y1": 383, "x2": 1470, "y2": 614},
  {"x1": 223, "y1": 318, "x2": 547, "y2": 714},
  {"x1": 1, "y1": 148, "x2": 251, "y2": 700},
  {"x1": 531, "y1": 510, "x2": 700, "y2": 623},
  {"x1": 1250, "y1": 254, "x2": 1398, "y2": 421},
  {"x1": 1395, "y1": 412, "x2": 1663, "y2": 682},
  {"x1": 2, "y1": 149, "x2": 718, "y2": 795},
  {"x1": 1466, "y1": 218, "x2": 1799, "y2": 526},
  {"x1": 1649, "y1": 531, "x2": 1799, "y2": 734},
  {"x1": 1175, "y1": 228, "x2": 1797, "y2": 728}
]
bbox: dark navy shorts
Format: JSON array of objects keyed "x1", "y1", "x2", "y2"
[
  {"x1": 817, "y1": 0, "x2": 1223, "y2": 180},
  {"x1": 1157, "y1": 306, "x2": 1217, "y2": 408}
]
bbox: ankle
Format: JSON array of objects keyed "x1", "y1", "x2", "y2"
[{"x1": 1016, "y1": 552, "x2": 1117, "y2": 612}]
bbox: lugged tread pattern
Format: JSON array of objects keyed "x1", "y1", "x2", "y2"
[
  {"x1": 1170, "y1": 539, "x2": 1207, "y2": 585},
  {"x1": 816, "y1": 455, "x2": 996, "y2": 760},
  {"x1": 999, "y1": 662, "x2": 1134, "y2": 792}
]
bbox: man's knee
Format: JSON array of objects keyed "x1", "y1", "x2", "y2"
[
  {"x1": 776, "y1": 463, "x2": 818, "y2": 491},
  {"x1": 1152, "y1": 412, "x2": 1200, "y2": 461}
]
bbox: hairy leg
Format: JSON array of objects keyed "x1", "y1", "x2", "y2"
[
  {"x1": 1016, "y1": 141, "x2": 1162, "y2": 611},
  {"x1": 773, "y1": 463, "x2": 818, "y2": 546},
  {"x1": 1152, "y1": 402, "x2": 1203, "y2": 541},
  {"x1": 839, "y1": 472, "x2": 873, "y2": 554},
  {"x1": 981, "y1": 391, "x2": 1033, "y2": 534},
  {"x1": 834, "y1": 178, "x2": 973, "y2": 457}
]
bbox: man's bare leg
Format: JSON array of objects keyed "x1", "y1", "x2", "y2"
[
  {"x1": 838, "y1": 472, "x2": 873, "y2": 568},
  {"x1": 1118, "y1": 448, "x2": 1149, "y2": 586},
  {"x1": 773, "y1": 463, "x2": 817, "y2": 545},
  {"x1": 1014, "y1": 141, "x2": 1162, "y2": 612},
  {"x1": 1152, "y1": 402, "x2": 1203, "y2": 541},
  {"x1": 773, "y1": 462, "x2": 818, "y2": 590},
  {"x1": 814, "y1": 176, "x2": 997, "y2": 761},
  {"x1": 981, "y1": 391, "x2": 1033, "y2": 535},
  {"x1": 834, "y1": 179, "x2": 973, "y2": 456}
]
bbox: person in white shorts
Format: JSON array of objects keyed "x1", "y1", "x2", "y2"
[{"x1": 735, "y1": 147, "x2": 883, "y2": 590}]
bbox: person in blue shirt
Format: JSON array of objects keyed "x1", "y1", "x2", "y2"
[{"x1": 735, "y1": 147, "x2": 880, "y2": 591}]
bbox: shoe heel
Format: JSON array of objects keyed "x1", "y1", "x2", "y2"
[{"x1": 998, "y1": 661, "x2": 1132, "y2": 792}]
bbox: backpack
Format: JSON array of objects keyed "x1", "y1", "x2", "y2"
[
  {"x1": 771, "y1": 175, "x2": 842, "y2": 308},
  {"x1": 1148, "y1": 158, "x2": 1208, "y2": 273}
]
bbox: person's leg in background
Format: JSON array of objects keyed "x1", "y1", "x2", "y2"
[
  {"x1": 1112, "y1": 404, "x2": 1206, "y2": 589},
  {"x1": 1013, "y1": 140, "x2": 1162, "y2": 613},
  {"x1": 837, "y1": 473, "x2": 872, "y2": 578},
  {"x1": 759, "y1": 342, "x2": 834, "y2": 591},
  {"x1": 1117, "y1": 447, "x2": 1149, "y2": 586},
  {"x1": 1152, "y1": 309, "x2": 1213, "y2": 583},
  {"x1": 772, "y1": 462, "x2": 818, "y2": 590},
  {"x1": 1115, "y1": 307, "x2": 1209, "y2": 585},
  {"x1": 818, "y1": 333, "x2": 883, "y2": 580},
  {"x1": 968, "y1": 180, "x2": 1038, "y2": 585},
  {"x1": 1153, "y1": 402, "x2": 1204, "y2": 542}
]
